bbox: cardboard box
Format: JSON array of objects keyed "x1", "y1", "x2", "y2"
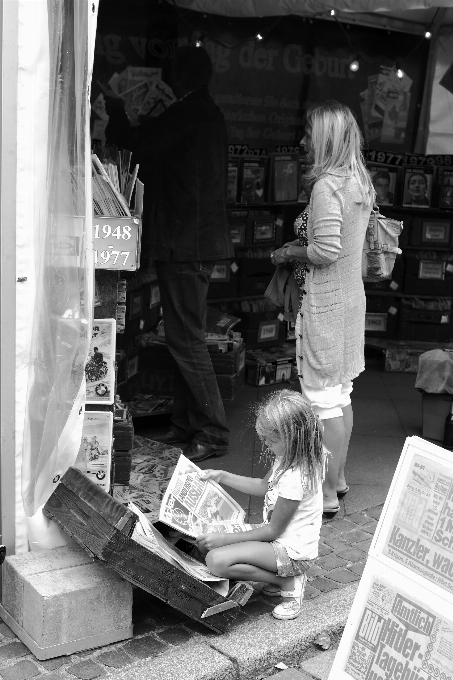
[
  {"x1": 245, "y1": 348, "x2": 294, "y2": 386},
  {"x1": 237, "y1": 258, "x2": 274, "y2": 297},
  {"x1": 421, "y1": 392, "x2": 452, "y2": 441},
  {"x1": 241, "y1": 321, "x2": 286, "y2": 349},
  {"x1": 384, "y1": 344, "x2": 426, "y2": 373},
  {"x1": 403, "y1": 256, "x2": 453, "y2": 296},
  {"x1": 43, "y1": 468, "x2": 251, "y2": 633},
  {"x1": 398, "y1": 307, "x2": 453, "y2": 342},
  {"x1": 208, "y1": 260, "x2": 239, "y2": 299}
]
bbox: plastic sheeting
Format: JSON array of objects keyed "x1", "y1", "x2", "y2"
[
  {"x1": 19, "y1": 0, "x2": 95, "y2": 547},
  {"x1": 415, "y1": 349, "x2": 453, "y2": 394},
  {"x1": 168, "y1": 0, "x2": 453, "y2": 18}
]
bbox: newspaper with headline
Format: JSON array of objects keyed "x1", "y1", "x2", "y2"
[
  {"x1": 343, "y1": 575, "x2": 453, "y2": 680},
  {"x1": 159, "y1": 454, "x2": 253, "y2": 538},
  {"x1": 382, "y1": 452, "x2": 453, "y2": 596}
]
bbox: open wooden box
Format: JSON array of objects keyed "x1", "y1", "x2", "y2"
[{"x1": 43, "y1": 467, "x2": 252, "y2": 633}]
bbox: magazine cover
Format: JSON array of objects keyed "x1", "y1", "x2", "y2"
[
  {"x1": 85, "y1": 319, "x2": 116, "y2": 405},
  {"x1": 438, "y1": 168, "x2": 453, "y2": 209},
  {"x1": 272, "y1": 154, "x2": 298, "y2": 203},
  {"x1": 227, "y1": 159, "x2": 239, "y2": 204},
  {"x1": 76, "y1": 411, "x2": 113, "y2": 493},
  {"x1": 368, "y1": 163, "x2": 398, "y2": 207},
  {"x1": 240, "y1": 159, "x2": 267, "y2": 205},
  {"x1": 402, "y1": 166, "x2": 434, "y2": 208},
  {"x1": 297, "y1": 158, "x2": 309, "y2": 203}
]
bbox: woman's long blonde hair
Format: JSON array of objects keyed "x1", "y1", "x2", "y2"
[{"x1": 303, "y1": 100, "x2": 375, "y2": 207}]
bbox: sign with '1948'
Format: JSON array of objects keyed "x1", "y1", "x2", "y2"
[{"x1": 93, "y1": 216, "x2": 141, "y2": 270}]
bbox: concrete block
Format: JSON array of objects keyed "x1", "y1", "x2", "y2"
[{"x1": 1, "y1": 545, "x2": 133, "y2": 659}]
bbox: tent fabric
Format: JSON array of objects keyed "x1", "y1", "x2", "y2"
[
  {"x1": 18, "y1": 0, "x2": 95, "y2": 549},
  {"x1": 169, "y1": 0, "x2": 453, "y2": 18}
]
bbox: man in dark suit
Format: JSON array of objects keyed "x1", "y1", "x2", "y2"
[{"x1": 104, "y1": 46, "x2": 233, "y2": 462}]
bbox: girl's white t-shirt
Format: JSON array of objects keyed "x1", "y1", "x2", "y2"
[{"x1": 263, "y1": 463, "x2": 323, "y2": 560}]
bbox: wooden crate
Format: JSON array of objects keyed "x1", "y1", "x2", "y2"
[{"x1": 43, "y1": 468, "x2": 251, "y2": 633}]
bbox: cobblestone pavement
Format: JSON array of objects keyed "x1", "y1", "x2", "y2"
[{"x1": 0, "y1": 504, "x2": 382, "y2": 680}]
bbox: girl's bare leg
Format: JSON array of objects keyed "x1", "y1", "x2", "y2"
[{"x1": 205, "y1": 541, "x2": 295, "y2": 592}]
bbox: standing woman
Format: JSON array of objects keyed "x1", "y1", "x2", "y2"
[{"x1": 271, "y1": 101, "x2": 374, "y2": 514}]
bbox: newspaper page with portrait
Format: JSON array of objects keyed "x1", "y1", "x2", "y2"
[
  {"x1": 159, "y1": 454, "x2": 253, "y2": 538},
  {"x1": 380, "y1": 451, "x2": 453, "y2": 597},
  {"x1": 333, "y1": 568, "x2": 453, "y2": 680}
]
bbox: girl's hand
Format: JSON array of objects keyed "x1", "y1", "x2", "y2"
[
  {"x1": 198, "y1": 469, "x2": 223, "y2": 484},
  {"x1": 196, "y1": 533, "x2": 228, "y2": 551}
]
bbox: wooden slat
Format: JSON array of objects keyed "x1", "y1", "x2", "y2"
[{"x1": 57, "y1": 467, "x2": 137, "y2": 536}]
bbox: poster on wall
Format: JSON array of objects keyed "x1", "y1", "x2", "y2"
[
  {"x1": 85, "y1": 319, "x2": 116, "y2": 405},
  {"x1": 328, "y1": 560, "x2": 453, "y2": 680},
  {"x1": 76, "y1": 411, "x2": 113, "y2": 494},
  {"x1": 92, "y1": 3, "x2": 429, "y2": 155}
]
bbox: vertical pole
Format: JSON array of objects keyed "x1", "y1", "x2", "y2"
[
  {"x1": 0, "y1": 0, "x2": 19, "y2": 562},
  {"x1": 414, "y1": 9, "x2": 447, "y2": 154}
]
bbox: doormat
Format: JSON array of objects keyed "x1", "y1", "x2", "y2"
[{"x1": 112, "y1": 435, "x2": 183, "y2": 522}]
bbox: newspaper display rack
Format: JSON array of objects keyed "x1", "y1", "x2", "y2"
[{"x1": 329, "y1": 436, "x2": 453, "y2": 679}]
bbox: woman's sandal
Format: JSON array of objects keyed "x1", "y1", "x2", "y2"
[
  {"x1": 272, "y1": 574, "x2": 307, "y2": 620},
  {"x1": 337, "y1": 486, "x2": 350, "y2": 498}
]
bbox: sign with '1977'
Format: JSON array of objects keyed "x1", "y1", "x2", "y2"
[{"x1": 93, "y1": 216, "x2": 141, "y2": 270}]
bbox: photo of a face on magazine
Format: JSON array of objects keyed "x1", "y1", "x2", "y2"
[
  {"x1": 403, "y1": 168, "x2": 432, "y2": 208},
  {"x1": 370, "y1": 167, "x2": 397, "y2": 207}
]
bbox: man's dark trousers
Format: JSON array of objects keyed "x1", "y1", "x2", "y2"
[{"x1": 155, "y1": 260, "x2": 229, "y2": 451}]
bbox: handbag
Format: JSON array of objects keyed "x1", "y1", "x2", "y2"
[{"x1": 362, "y1": 206, "x2": 403, "y2": 282}]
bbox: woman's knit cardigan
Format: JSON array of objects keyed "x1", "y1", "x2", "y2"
[{"x1": 301, "y1": 173, "x2": 372, "y2": 388}]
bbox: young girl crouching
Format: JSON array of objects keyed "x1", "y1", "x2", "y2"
[{"x1": 196, "y1": 389, "x2": 325, "y2": 620}]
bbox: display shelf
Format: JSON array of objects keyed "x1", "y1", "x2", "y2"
[
  {"x1": 365, "y1": 337, "x2": 453, "y2": 351},
  {"x1": 365, "y1": 289, "x2": 452, "y2": 300}
]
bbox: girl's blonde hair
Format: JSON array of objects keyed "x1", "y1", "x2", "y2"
[
  {"x1": 304, "y1": 100, "x2": 375, "y2": 207},
  {"x1": 255, "y1": 389, "x2": 324, "y2": 492}
]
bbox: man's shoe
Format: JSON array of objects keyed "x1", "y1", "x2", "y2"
[
  {"x1": 185, "y1": 442, "x2": 227, "y2": 463},
  {"x1": 152, "y1": 430, "x2": 187, "y2": 445}
]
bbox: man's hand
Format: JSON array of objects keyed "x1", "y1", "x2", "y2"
[{"x1": 196, "y1": 532, "x2": 228, "y2": 551}]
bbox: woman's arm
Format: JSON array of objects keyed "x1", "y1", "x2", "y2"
[
  {"x1": 196, "y1": 495, "x2": 299, "y2": 551},
  {"x1": 200, "y1": 469, "x2": 271, "y2": 497}
]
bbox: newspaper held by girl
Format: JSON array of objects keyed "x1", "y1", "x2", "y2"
[{"x1": 196, "y1": 389, "x2": 325, "y2": 620}]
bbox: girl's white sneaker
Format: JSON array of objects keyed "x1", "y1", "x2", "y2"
[{"x1": 272, "y1": 574, "x2": 307, "y2": 620}]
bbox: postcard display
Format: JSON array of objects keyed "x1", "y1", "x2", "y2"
[{"x1": 329, "y1": 436, "x2": 453, "y2": 680}]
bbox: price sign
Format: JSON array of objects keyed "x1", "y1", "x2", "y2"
[
  {"x1": 93, "y1": 216, "x2": 141, "y2": 271},
  {"x1": 364, "y1": 149, "x2": 404, "y2": 166},
  {"x1": 426, "y1": 154, "x2": 453, "y2": 166},
  {"x1": 403, "y1": 153, "x2": 435, "y2": 166},
  {"x1": 258, "y1": 319, "x2": 278, "y2": 342},
  {"x1": 228, "y1": 144, "x2": 268, "y2": 156}
]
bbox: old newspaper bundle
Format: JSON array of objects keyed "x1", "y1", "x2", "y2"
[
  {"x1": 158, "y1": 454, "x2": 253, "y2": 537},
  {"x1": 128, "y1": 454, "x2": 252, "y2": 591}
]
